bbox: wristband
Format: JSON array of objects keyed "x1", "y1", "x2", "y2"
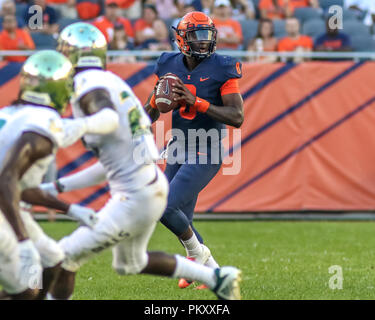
[
  {"x1": 194, "y1": 97, "x2": 210, "y2": 113},
  {"x1": 150, "y1": 93, "x2": 157, "y2": 109}
]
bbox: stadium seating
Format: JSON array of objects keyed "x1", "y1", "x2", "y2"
[
  {"x1": 318, "y1": 0, "x2": 344, "y2": 10},
  {"x1": 30, "y1": 33, "x2": 57, "y2": 49},
  {"x1": 15, "y1": 2, "x2": 27, "y2": 19},
  {"x1": 58, "y1": 18, "x2": 81, "y2": 31},
  {"x1": 239, "y1": 19, "x2": 259, "y2": 48},
  {"x1": 324, "y1": 9, "x2": 359, "y2": 22},
  {"x1": 342, "y1": 20, "x2": 371, "y2": 37},
  {"x1": 350, "y1": 35, "x2": 375, "y2": 52},
  {"x1": 294, "y1": 7, "x2": 323, "y2": 23},
  {"x1": 302, "y1": 19, "x2": 326, "y2": 39},
  {"x1": 273, "y1": 19, "x2": 287, "y2": 39}
]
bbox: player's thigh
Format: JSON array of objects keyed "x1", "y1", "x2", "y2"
[
  {"x1": 20, "y1": 209, "x2": 64, "y2": 268},
  {"x1": 167, "y1": 162, "x2": 221, "y2": 208},
  {"x1": 112, "y1": 220, "x2": 157, "y2": 275},
  {"x1": 59, "y1": 196, "x2": 135, "y2": 272},
  {"x1": 164, "y1": 162, "x2": 181, "y2": 183},
  {"x1": 60, "y1": 180, "x2": 167, "y2": 272}
]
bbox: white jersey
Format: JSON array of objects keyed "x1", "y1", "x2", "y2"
[
  {"x1": 0, "y1": 105, "x2": 66, "y2": 191},
  {"x1": 72, "y1": 69, "x2": 159, "y2": 193}
]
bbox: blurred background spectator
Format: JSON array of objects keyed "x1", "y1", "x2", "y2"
[
  {"x1": 93, "y1": 0, "x2": 134, "y2": 44},
  {"x1": 134, "y1": 3, "x2": 171, "y2": 51},
  {"x1": 314, "y1": 18, "x2": 352, "y2": 52},
  {"x1": 247, "y1": 18, "x2": 277, "y2": 62},
  {"x1": 0, "y1": 0, "x2": 373, "y2": 58},
  {"x1": 76, "y1": 0, "x2": 101, "y2": 20},
  {"x1": 48, "y1": 0, "x2": 77, "y2": 19},
  {"x1": 200, "y1": 0, "x2": 214, "y2": 15},
  {"x1": 172, "y1": 1, "x2": 194, "y2": 28},
  {"x1": 147, "y1": 0, "x2": 179, "y2": 20},
  {"x1": 277, "y1": 17, "x2": 313, "y2": 62},
  {"x1": 0, "y1": 13, "x2": 35, "y2": 62},
  {"x1": 258, "y1": 0, "x2": 292, "y2": 20},
  {"x1": 0, "y1": 0, "x2": 25, "y2": 30},
  {"x1": 212, "y1": 0, "x2": 243, "y2": 50},
  {"x1": 24, "y1": 0, "x2": 59, "y2": 35},
  {"x1": 231, "y1": 0, "x2": 255, "y2": 20},
  {"x1": 109, "y1": 21, "x2": 136, "y2": 62},
  {"x1": 289, "y1": 0, "x2": 320, "y2": 10}
]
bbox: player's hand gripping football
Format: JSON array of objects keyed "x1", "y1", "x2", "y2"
[
  {"x1": 67, "y1": 204, "x2": 98, "y2": 228},
  {"x1": 171, "y1": 78, "x2": 196, "y2": 107},
  {"x1": 153, "y1": 73, "x2": 175, "y2": 94}
]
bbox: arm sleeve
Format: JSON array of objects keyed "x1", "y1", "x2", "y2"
[
  {"x1": 220, "y1": 78, "x2": 240, "y2": 96},
  {"x1": 58, "y1": 161, "x2": 107, "y2": 192}
]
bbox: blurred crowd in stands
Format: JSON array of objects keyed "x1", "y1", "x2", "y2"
[{"x1": 0, "y1": 0, "x2": 374, "y2": 62}]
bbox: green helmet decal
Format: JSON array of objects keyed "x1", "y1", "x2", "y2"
[
  {"x1": 57, "y1": 22, "x2": 107, "y2": 69},
  {"x1": 20, "y1": 50, "x2": 74, "y2": 113}
]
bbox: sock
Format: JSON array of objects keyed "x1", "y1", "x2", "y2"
[
  {"x1": 46, "y1": 293, "x2": 56, "y2": 300},
  {"x1": 205, "y1": 256, "x2": 220, "y2": 269},
  {"x1": 172, "y1": 255, "x2": 216, "y2": 289},
  {"x1": 181, "y1": 233, "x2": 203, "y2": 258},
  {"x1": 46, "y1": 292, "x2": 72, "y2": 300}
]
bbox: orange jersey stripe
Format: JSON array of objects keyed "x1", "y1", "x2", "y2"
[{"x1": 220, "y1": 78, "x2": 240, "y2": 96}]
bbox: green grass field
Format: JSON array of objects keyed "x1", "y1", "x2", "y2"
[{"x1": 16, "y1": 220, "x2": 375, "y2": 299}]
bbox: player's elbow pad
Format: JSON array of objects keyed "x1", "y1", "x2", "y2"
[{"x1": 85, "y1": 108, "x2": 120, "y2": 135}]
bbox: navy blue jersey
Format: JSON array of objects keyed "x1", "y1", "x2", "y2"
[{"x1": 154, "y1": 52, "x2": 242, "y2": 147}]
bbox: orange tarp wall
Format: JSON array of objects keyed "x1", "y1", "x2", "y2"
[{"x1": 1, "y1": 61, "x2": 375, "y2": 212}]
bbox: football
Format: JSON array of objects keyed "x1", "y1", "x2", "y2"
[{"x1": 155, "y1": 73, "x2": 180, "y2": 113}]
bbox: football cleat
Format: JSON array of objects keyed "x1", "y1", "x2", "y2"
[
  {"x1": 212, "y1": 267, "x2": 242, "y2": 300},
  {"x1": 178, "y1": 278, "x2": 194, "y2": 289},
  {"x1": 195, "y1": 244, "x2": 211, "y2": 265},
  {"x1": 194, "y1": 284, "x2": 208, "y2": 290}
]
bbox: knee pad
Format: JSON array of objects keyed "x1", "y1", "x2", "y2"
[{"x1": 112, "y1": 252, "x2": 148, "y2": 275}]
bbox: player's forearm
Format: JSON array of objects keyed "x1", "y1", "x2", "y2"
[
  {"x1": 0, "y1": 174, "x2": 28, "y2": 241},
  {"x1": 205, "y1": 104, "x2": 244, "y2": 128},
  {"x1": 145, "y1": 103, "x2": 160, "y2": 123},
  {"x1": 56, "y1": 161, "x2": 107, "y2": 192},
  {"x1": 21, "y1": 188, "x2": 69, "y2": 212}
]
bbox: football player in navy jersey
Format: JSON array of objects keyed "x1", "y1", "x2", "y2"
[{"x1": 144, "y1": 11, "x2": 244, "y2": 289}]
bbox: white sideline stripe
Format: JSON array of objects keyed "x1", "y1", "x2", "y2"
[{"x1": 33, "y1": 212, "x2": 375, "y2": 221}]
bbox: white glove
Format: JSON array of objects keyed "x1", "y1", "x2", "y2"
[
  {"x1": 18, "y1": 239, "x2": 42, "y2": 289},
  {"x1": 39, "y1": 182, "x2": 59, "y2": 197},
  {"x1": 67, "y1": 204, "x2": 98, "y2": 228}
]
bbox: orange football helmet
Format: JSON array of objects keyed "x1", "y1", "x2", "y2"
[{"x1": 173, "y1": 11, "x2": 217, "y2": 59}]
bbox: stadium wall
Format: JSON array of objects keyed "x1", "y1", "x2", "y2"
[{"x1": 1, "y1": 61, "x2": 375, "y2": 213}]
